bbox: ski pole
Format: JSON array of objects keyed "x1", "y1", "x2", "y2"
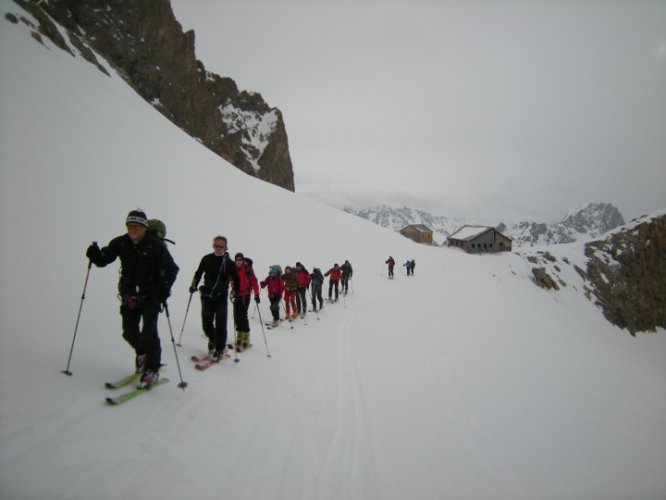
[
  {"x1": 282, "y1": 301, "x2": 294, "y2": 330},
  {"x1": 233, "y1": 329, "x2": 240, "y2": 363},
  {"x1": 163, "y1": 302, "x2": 188, "y2": 390},
  {"x1": 254, "y1": 302, "x2": 271, "y2": 358},
  {"x1": 231, "y1": 296, "x2": 240, "y2": 362},
  {"x1": 176, "y1": 291, "x2": 194, "y2": 347},
  {"x1": 62, "y1": 253, "x2": 94, "y2": 376}
]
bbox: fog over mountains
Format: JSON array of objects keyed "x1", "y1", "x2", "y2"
[{"x1": 344, "y1": 202, "x2": 626, "y2": 247}]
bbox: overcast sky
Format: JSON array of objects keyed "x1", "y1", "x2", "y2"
[{"x1": 172, "y1": 0, "x2": 665, "y2": 223}]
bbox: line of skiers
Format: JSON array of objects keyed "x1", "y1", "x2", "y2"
[
  {"x1": 85, "y1": 209, "x2": 353, "y2": 389},
  {"x1": 384, "y1": 256, "x2": 415, "y2": 279}
]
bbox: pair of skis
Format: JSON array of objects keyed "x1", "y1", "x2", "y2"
[
  {"x1": 190, "y1": 351, "x2": 230, "y2": 371},
  {"x1": 104, "y1": 372, "x2": 169, "y2": 406}
]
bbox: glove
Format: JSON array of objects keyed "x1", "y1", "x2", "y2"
[
  {"x1": 254, "y1": 296, "x2": 260, "y2": 303},
  {"x1": 86, "y1": 242, "x2": 101, "y2": 260},
  {"x1": 189, "y1": 285, "x2": 198, "y2": 294}
]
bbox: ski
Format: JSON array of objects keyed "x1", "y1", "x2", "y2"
[
  {"x1": 194, "y1": 358, "x2": 219, "y2": 370},
  {"x1": 192, "y1": 352, "x2": 230, "y2": 362},
  {"x1": 105, "y1": 378, "x2": 169, "y2": 405},
  {"x1": 192, "y1": 352, "x2": 230, "y2": 370},
  {"x1": 105, "y1": 373, "x2": 140, "y2": 389}
]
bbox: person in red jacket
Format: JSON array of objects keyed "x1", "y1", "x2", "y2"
[
  {"x1": 324, "y1": 263, "x2": 342, "y2": 302},
  {"x1": 385, "y1": 256, "x2": 396, "y2": 279},
  {"x1": 282, "y1": 266, "x2": 299, "y2": 319},
  {"x1": 295, "y1": 262, "x2": 311, "y2": 316},
  {"x1": 230, "y1": 252, "x2": 260, "y2": 350},
  {"x1": 260, "y1": 265, "x2": 284, "y2": 327}
]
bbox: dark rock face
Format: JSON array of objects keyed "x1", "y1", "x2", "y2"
[
  {"x1": 585, "y1": 214, "x2": 666, "y2": 335},
  {"x1": 11, "y1": 0, "x2": 294, "y2": 191}
]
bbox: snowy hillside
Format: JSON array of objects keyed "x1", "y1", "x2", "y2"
[
  {"x1": 2, "y1": 15, "x2": 666, "y2": 500},
  {"x1": 345, "y1": 203, "x2": 626, "y2": 247}
]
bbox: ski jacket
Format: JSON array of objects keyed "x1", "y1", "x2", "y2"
[
  {"x1": 325, "y1": 266, "x2": 341, "y2": 282},
  {"x1": 282, "y1": 273, "x2": 299, "y2": 293},
  {"x1": 260, "y1": 274, "x2": 285, "y2": 298},
  {"x1": 296, "y1": 267, "x2": 311, "y2": 289},
  {"x1": 403, "y1": 261, "x2": 412, "y2": 270},
  {"x1": 386, "y1": 257, "x2": 395, "y2": 267},
  {"x1": 91, "y1": 232, "x2": 179, "y2": 297},
  {"x1": 191, "y1": 252, "x2": 236, "y2": 297},
  {"x1": 232, "y1": 261, "x2": 260, "y2": 298},
  {"x1": 341, "y1": 262, "x2": 353, "y2": 278},
  {"x1": 310, "y1": 270, "x2": 325, "y2": 289}
]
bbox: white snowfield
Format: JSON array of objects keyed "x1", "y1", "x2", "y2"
[{"x1": 1, "y1": 17, "x2": 665, "y2": 500}]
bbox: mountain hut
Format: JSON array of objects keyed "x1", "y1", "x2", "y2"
[
  {"x1": 447, "y1": 226, "x2": 512, "y2": 253},
  {"x1": 399, "y1": 224, "x2": 434, "y2": 244}
]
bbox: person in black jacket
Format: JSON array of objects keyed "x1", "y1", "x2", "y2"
[
  {"x1": 86, "y1": 209, "x2": 179, "y2": 388},
  {"x1": 189, "y1": 235, "x2": 237, "y2": 360},
  {"x1": 340, "y1": 260, "x2": 353, "y2": 295}
]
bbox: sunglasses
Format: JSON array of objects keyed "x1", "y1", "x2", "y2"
[{"x1": 213, "y1": 244, "x2": 226, "y2": 249}]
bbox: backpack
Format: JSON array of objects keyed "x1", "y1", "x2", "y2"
[{"x1": 147, "y1": 219, "x2": 175, "y2": 245}]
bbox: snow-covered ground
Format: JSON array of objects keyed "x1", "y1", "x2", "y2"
[{"x1": 1, "y1": 18, "x2": 665, "y2": 500}]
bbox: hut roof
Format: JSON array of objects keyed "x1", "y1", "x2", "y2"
[{"x1": 448, "y1": 226, "x2": 492, "y2": 241}]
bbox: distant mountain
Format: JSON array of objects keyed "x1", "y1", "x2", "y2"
[
  {"x1": 504, "y1": 203, "x2": 626, "y2": 247},
  {"x1": 343, "y1": 206, "x2": 470, "y2": 246},
  {"x1": 344, "y1": 202, "x2": 626, "y2": 247}
]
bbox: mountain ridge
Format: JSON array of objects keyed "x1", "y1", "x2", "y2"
[{"x1": 345, "y1": 202, "x2": 626, "y2": 247}]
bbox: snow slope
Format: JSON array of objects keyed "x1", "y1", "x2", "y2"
[{"x1": 1, "y1": 17, "x2": 665, "y2": 500}]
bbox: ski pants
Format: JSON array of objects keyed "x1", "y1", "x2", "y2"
[
  {"x1": 121, "y1": 296, "x2": 161, "y2": 371},
  {"x1": 233, "y1": 294, "x2": 252, "y2": 334},
  {"x1": 201, "y1": 294, "x2": 229, "y2": 351},
  {"x1": 284, "y1": 291, "x2": 297, "y2": 316},
  {"x1": 388, "y1": 265, "x2": 394, "y2": 277},
  {"x1": 328, "y1": 280, "x2": 339, "y2": 300},
  {"x1": 341, "y1": 276, "x2": 349, "y2": 293},
  {"x1": 296, "y1": 287, "x2": 307, "y2": 314},
  {"x1": 269, "y1": 294, "x2": 281, "y2": 321},
  {"x1": 311, "y1": 285, "x2": 323, "y2": 310}
]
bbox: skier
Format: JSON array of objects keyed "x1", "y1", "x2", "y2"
[
  {"x1": 282, "y1": 266, "x2": 299, "y2": 319},
  {"x1": 295, "y1": 262, "x2": 311, "y2": 316},
  {"x1": 310, "y1": 267, "x2": 325, "y2": 312},
  {"x1": 411, "y1": 259, "x2": 416, "y2": 276},
  {"x1": 86, "y1": 209, "x2": 179, "y2": 388},
  {"x1": 189, "y1": 235, "x2": 236, "y2": 361},
  {"x1": 260, "y1": 265, "x2": 284, "y2": 327},
  {"x1": 385, "y1": 256, "x2": 395, "y2": 279},
  {"x1": 403, "y1": 259, "x2": 413, "y2": 276},
  {"x1": 324, "y1": 263, "x2": 342, "y2": 302},
  {"x1": 340, "y1": 260, "x2": 353, "y2": 295},
  {"x1": 230, "y1": 253, "x2": 260, "y2": 351}
]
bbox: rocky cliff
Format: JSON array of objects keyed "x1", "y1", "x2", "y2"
[
  {"x1": 521, "y1": 211, "x2": 665, "y2": 335},
  {"x1": 584, "y1": 213, "x2": 666, "y2": 335},
  {"x1": 7, "y1": 0, "x2": 294, "y2": 191}
]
